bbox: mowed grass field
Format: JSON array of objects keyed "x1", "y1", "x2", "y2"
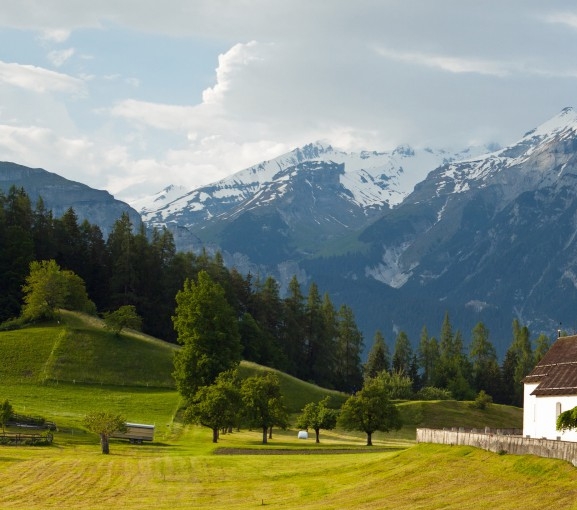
[{"x1": 1, "y1": 312, "x2": 577, "y2": 509}]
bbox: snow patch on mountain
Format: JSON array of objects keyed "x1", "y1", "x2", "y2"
[
  {"x1": 365, "y1": 243, "x2": 415, "y2": 288},
  {"x1": 136, "y1": 141, "x2": 495, "y2": 226},
  {"x1": 435, "y1": 107, "x2": 577, "y2": 197}
]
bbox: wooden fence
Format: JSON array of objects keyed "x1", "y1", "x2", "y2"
[
  {"x1": 416, "y1": 428, "x2": 577, "y2": 467},
  {"x1": 0, "y1": 432, "x2": 54, "y2": 445}
]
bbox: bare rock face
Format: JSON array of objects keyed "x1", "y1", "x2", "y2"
[{"x1": 0, "y1": 162, "x2": 141, "y2": 236}]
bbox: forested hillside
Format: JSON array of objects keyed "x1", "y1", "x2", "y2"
[{"x1": 0, "y1": 185, "x2": 548, "y2": 400}]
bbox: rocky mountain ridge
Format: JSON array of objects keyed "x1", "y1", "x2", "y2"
[{"x1": 136, "y1": 107, "x2": 577, "y2": 354}]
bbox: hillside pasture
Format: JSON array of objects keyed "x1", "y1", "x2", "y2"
[{"x1": 0, "y1": 312, "x2": 557, "y2": 509}]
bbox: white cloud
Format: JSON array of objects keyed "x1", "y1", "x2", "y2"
[
  {"x1": 544, "y1": 11, "x2": 577, "y2": 30},
  {"x1": 1, "y1": 1, "x2": 577, "y2": 203},
  {"x1": 40, "y1": 29, "x2": 71, "y2": 43},
  {"x1": 0, "y1": 61, "x2": 85, "y2": 94},
  {"x1": 374, "y1": 47, "x2": 512, "y2": 77},
  {"x1": 47, "y1": 48, "x2": 75, "y2": 67}
]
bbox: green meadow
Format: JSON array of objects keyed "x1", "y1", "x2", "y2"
[{"x1": 1, "y1": 311, "x2": 577, "y2": 509}]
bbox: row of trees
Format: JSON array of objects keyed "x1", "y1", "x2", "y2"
[{"x1": 363, "y1": 314, "x2": 550, "y2": 406}]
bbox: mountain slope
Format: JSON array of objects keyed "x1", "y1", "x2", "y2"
[
  {"x1": 136, "y1": 111, "x2": 577, "y2": 352},
  {"x1": 139, "y1": 142, "x2": 488, "y2": 265},
  {"x1": 0, "y1": 161, "x2": 141, "y2": 236},
  {"x1": 352, "y1": 107, "x2": 577, "y2": 350}
]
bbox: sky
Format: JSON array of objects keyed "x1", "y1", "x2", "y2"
[{"x1": 1, "y1": 1, "x2": 577, "y2": 205}]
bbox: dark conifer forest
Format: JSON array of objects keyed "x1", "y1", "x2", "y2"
[{"x1": 0, "y1": 186, "x2": 547, "y2": 401}]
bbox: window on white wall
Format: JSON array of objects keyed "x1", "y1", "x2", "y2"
[{"x1": 556, "y1": 402, "x2": 562, "y2": 418}]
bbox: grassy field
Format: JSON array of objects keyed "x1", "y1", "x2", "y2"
[{"x1": 2, "y1": 312, "x2": 575, "y2": 509}]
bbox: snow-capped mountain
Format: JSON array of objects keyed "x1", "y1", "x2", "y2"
[
  {"x1": 354, "y1": 107, "x2": 577, "y2": 352},
  {"x1": 138, "y1": 142, "x2": 491, "y2": 230},
  {"x1": 134, "y1": 107, "x2": 577, "y2": 355},
  {"x1": 415, "y1": 106, "x2": 577, "y2": 206}
]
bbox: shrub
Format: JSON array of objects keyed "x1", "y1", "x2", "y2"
[
  {"x1": 471, "y1": 390, "x2": 493, "y2": 410},
  {"x1": 416, "y1": 386, "x2": 453, "y2": 401}
]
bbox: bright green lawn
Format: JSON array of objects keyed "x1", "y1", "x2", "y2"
[{"x1": 0, "y1": 312, "x2": 552, "y2": 510}]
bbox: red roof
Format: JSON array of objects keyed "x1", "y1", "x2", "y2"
[{"x1": 524, "y1": 335, "x2": 577, "y2": 396}]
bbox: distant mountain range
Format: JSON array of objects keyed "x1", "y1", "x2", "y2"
[
  {"x1": 136, "y1": 107, "x2": 577, "y2": 356},
  {"x1": 5, "y1": 108, "x2": 577, "y2": 356}
]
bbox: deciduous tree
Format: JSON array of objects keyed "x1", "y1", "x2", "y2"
[
  {"x1": 557, "y1": 406, "x2": 577, "y2": 433},
  {"x1": 103, "y1": 305, "x2": 143, "y2": 336},
  {"x1": 21, "y1": 260, "x2": 95, "y2": 322},
  {"x1": 185, "y1": 370, "x2": 241, "y2": 443},
  {"x1": 83, "y1": 411, "x2": 127, "y2": 454},
  {"x1": 296, "y1": 396, "x2": 338, "y2": 443},
  {"x1": 338, "y1": 378, "x2": 402, "y2": 446},
  {"x1": 241, "y1": 372, "x2": 288, "y2": 444}
]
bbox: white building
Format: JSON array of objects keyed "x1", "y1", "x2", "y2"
[{"x1": 523, "y1": 335, "x2": 577, "y2": 441}]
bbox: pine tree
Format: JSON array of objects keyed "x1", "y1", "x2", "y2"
[
  {"x1": 334, "y1": 304, "x2": 363, "y2": 392},
  {"x1": 417, "y1": 326, "x2": 439, "y2": 388},
  {"x1": 392, "y1": 331, "x2": 412, "y2": 374},
  {"x1": 364, "y1": 330, "x2": 390, "y2": 380}
]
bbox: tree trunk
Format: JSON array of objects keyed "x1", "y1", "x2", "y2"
[
  {"x1": 262, "y1": 426, "x2": 268, "y2": 444},
  {"x1": 315, "y1": 428, "x2": 320, "y2": 443},
  {"x1": 366, "y1": 432, "x2": 373, "y2": 446},
  {"x1": 268, "y1": 426, "x2": 273, "y2": 439},
  {"x1": 100, "y1": 433, "x2": 110, "y2": 454},
  {"x1": 212, "y1": 427, "x2": 219, "y2": 443}
]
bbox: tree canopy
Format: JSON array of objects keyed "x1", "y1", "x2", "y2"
[
  {"x1": 172, "y1": 270, "x2": 242, "y2": 400},
  {"x1": 103, "y1": 305, "x2": 143, "y2": 336},
  {"x1": 83, "y1": 411, "x2": 127, "y2": 454},
  {"x1": 184, "y1": 370, "x2": 241, "y2": 443},
  {"x1": 241, "y1": 372, "x2": 288, "y2": 444},
  {"x1": 338, "y1": 378, "x2": 402, "y2": 446},
  {"x1": 21, "y1": 259, "x2": 95, "y2": 322},
  {"x1": 296, "y1": 396, "x2": 338, "y2": 443}
]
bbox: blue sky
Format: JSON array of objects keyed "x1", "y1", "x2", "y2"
[{"x1": 1, "y1": 0, "x2": 577, "y2": 204}]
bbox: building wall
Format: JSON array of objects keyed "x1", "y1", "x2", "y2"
[{"x1": 523, "y1": 383, "x2": 577, "y2": 441}]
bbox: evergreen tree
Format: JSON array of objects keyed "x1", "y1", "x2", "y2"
[
  {"x1": 304, "y1": 282, "x2": 330, "y2": 385},
  {"x1": 469, "y1": 322, "x2": 500, "y2": 398},
  {"x1": 281, "y1": 275, "x2": 307, "y2": 377},
  {"x1": 249, "y1": 276, "x2": 285, "y2": 370},
  {"x1": 334, "y1": 303, "x2": 363, "y2": 392},
  {"x1": 534, "y1": 333, "x2": 551, "y2": 364},
  {"x1": 54, "y1": 207, "x2": 84, "y2": 275},
  {"x1": 32, "y1": 197, "x2": 55, "y2": 261},
  {"x1": 392, "y1": 331, "x2": 412, "y2": 374},
  {"x1": 364, "y1": 330, "x2": 390, "y2": 380},
  {"x1": 320, "y1": 293, "x2": 339, "y2": 388},
  {"x1": 417, "y1": 326, "x2": 439, "y2": 388},
  {"x1": 79, "y1": 220, "x2": 110, "y2": 311},
  {"x1": 172, "y1": 270, "x2": 242, "y2": 400},
  {"x1": 106, "y1": 212, "x2": 137, "y2": 307},
  {"x1": 434, "y1": 313, "x2": 473, "y2": 399},
  {"x1": 0, "y1": 187, "x2": 34, "y2": 321}
]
